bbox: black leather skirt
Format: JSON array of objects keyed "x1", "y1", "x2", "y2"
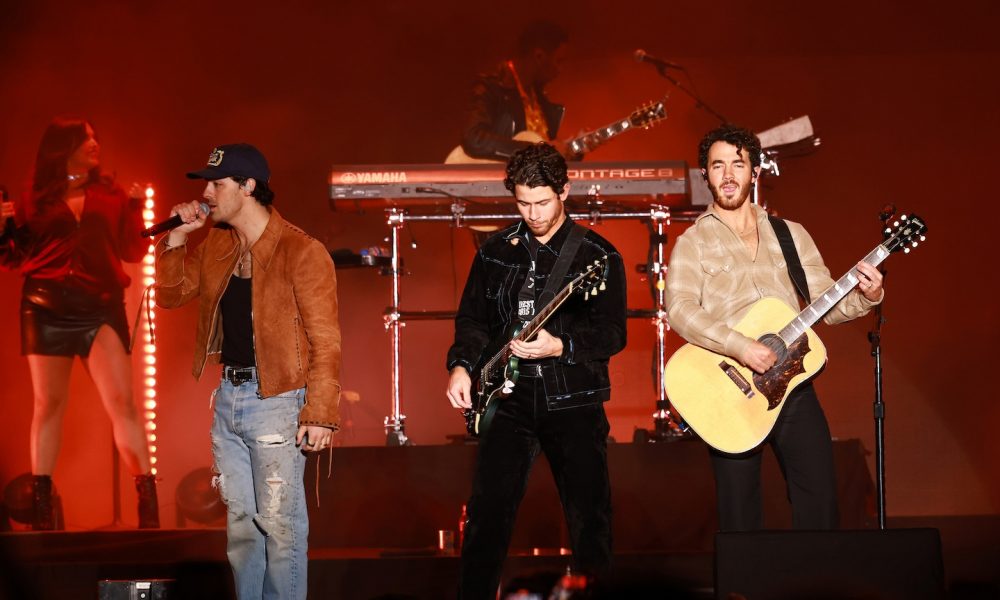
[{"x1": 20, "y1": 278, "x2": 131, "y2": 357}]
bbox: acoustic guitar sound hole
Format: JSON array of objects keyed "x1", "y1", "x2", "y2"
[{"x1": 758, "y1": 333, "x2": 787, "y2": 363}]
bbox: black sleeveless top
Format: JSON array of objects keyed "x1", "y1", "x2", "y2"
[{"x1": 220, "y1": 275, "x2": 255, "y2": 367}]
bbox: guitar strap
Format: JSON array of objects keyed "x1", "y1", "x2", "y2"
[
  {"x1": 768, "y1": 215, "x2": 811, "y2": 306},
  {"x1": 537, "y1": 222, "x2": 586, "y2": 308}
]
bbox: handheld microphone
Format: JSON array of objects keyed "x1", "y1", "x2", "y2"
[
  {"x1": 141, "y1": 202, "x2": 209, "y2": 238},
  {"x1": 634, "y1": 49, "x2": 683, "y2": 70}
]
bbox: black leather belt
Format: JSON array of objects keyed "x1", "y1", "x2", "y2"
[
  {"x1": 518, "y1": 363, "x2": 543, "y2": 378},
  {"x1": 223, "y1": 366, "x2": 257, "y2": 385}
]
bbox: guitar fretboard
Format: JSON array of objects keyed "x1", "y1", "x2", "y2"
[
  {"x1": 482, "y1": 280, "x2": 579, "y2": 377},
  {"x1": 567, "y1": 100, "x2": 664, "y2": 156},
  {"x1": 481, "y1": 264, "x2": 602, "y2": 379},
  {"x1": 779, "y1": 244, "x2": 889, "y2": 345},
  {"x1": 572, "y1": 119, "x2": 631, "y2": 152}
]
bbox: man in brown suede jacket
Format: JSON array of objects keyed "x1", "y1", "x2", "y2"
[{"x1": 155, "y1": 143, "x2": 341, "y2": 600}]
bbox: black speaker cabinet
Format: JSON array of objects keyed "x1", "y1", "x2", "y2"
[
  {"x1": 715, "y1": 528, "x2": 945, "y2": 600},
  {"x1": 98, "y1": 579, "x2": 174, "y2": 600}
]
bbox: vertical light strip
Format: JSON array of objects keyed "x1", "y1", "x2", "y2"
[{"x1": 140, "y1": 185, "x2": 158, "y2": 475}]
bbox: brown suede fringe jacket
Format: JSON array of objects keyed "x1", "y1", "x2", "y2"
[{"x1": 154, "y1": 208, "x2": 342, "y2": 430}]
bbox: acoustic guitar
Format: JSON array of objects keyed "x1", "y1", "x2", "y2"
[{"x1": 663, "y1": 214, "x2": 927, "y2": 454}]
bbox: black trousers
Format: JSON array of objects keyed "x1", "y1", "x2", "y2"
[
  {"x1": 710, "y1": 383, "x2": 839, "y2": 531},
  {"x1": 459, "y1": 374, "x2": 612, "y2": 600}
]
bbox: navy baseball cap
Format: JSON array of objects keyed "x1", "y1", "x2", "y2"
[{"x1": 186, "y1": 143, "x2": 270, "y2": 183}]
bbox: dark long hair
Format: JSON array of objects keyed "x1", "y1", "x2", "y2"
[{"x1": 30, "y1": 117, "x2": 104, "y2": 211}]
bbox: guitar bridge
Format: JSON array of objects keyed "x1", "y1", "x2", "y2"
[{"x1": 719, "y1": 361, "x2": 755, "y2": 399}]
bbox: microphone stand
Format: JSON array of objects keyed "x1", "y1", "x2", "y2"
[
  {"x1": 868, "y1": 210, "x2": 893, "y2": 530},
  {"x1": 648, "y1": 65, "x2": 728, "y2": 124}
]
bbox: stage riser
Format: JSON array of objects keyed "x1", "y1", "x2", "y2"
[
  {"x1": 715, "y1": 528, "x2": 947, "y2": 600},
  {"x1": 304, "y1": 440, "x2": 874, "y2": 551},
  {"x1": 3, "y1": 518, "x2": 998, "y2": 599}
]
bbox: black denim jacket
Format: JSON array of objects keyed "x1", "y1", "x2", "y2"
[
  {"x1": 459, "y1": 63, "x2": 565, "y2": 161},
  {"x1": 447, "y1": 219, "x2": 627, "y2": 410}
]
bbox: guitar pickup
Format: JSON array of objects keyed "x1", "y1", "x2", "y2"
[{"x1": 719, "y1": 361, "x2": 755, "y2": 399}]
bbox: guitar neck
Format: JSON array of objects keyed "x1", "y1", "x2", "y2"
[
  {"x1": 517, "y1": 285, "x2": 575, "y2": 342},
  {"x1": 779, "y1": 243, "x2": 890, "y2": 344},
  {"x1": 569, "y1": 118, "x2": 632, "y2": 155},
  {"x1": 482, "y1": 273, "x2": 584, "y2": 374}
]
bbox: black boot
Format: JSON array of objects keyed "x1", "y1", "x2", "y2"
[
  {"x1": 31, "y1": 475, "x2": 56, "y2": 531},
  {"x1": 135, "y1": 474, "x2": 160, "y2": 529}
]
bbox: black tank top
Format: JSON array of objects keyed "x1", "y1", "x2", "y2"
[{"x1": 220, "y1": 275, "x2": 256, "y2": 367}]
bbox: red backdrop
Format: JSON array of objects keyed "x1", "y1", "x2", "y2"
[{"x1": 0, "y1": 0, "x2": 996, "y2": 528}]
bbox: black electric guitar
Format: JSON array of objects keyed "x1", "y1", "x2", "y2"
[
  {"x1": 664, "y1": 214, "x2": 927, "y2": 453},
  {"x1": 445, "y1": 98, "x2": 667, "y2": 164},
  {"x1": 464, "y1": 257, "x2": 608, "y2": 437}
]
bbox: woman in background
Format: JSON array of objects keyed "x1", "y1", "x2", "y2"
[{"x1": 0, "y1": 117, "x2": 159, "y2": 530}]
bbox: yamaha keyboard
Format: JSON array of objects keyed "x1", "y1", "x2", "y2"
[{"x1": 329, "y1": 161, "x2": 692, "y2": 214}]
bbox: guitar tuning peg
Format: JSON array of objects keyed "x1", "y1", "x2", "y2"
[
  {"x1": 920, "y1": 235, "x2": 926, "y2": 242},
  {"x1": 903, "y1": 247, "x2": 911, "y2": 253},
  {"x1": 911, "y1": 241, "x2": 918, "y2": 248},
  {"x1": 884, "y1": 227, "x2": 891, "y2": 235},
  {"x1": 599, "y1": 281, "x2": 606, "y2": 291},
  {"x1": 893, "y1": 220, "x2": 900, "y2": 227},
  {"x1": 584, "y1": 291, "x2": 590, "y2": 301},
  {"x1": 901, "y1": 214, "x2": 909, "y2": 220},
  {"x1": 590, "y1": 287, "x2": 598, "y2": 297}
]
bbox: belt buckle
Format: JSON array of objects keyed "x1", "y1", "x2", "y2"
[{"x1": 226, "y1": 367, "x2": 254, "y2": 385}]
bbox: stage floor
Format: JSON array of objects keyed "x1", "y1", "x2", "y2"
[
  {"x1": 1, "y1": 518, "x2": 998, "y2": 599},
  {"x1": 0, "y1": 528, "x2": 713, "y2": 599},
  {"x1": 301, "y1": 439, "x2": 876, "y2": 552},
  {"x1": 2, "y1": 441, "x2": 997, "y2": 598}
]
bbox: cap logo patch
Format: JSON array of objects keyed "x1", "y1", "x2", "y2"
[{"x1": 207, "y1": 149, "x2": 224, "y2": 167}]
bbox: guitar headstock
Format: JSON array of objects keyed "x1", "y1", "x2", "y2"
[
  {"x1": 629, "y1": 98, "x2": 667, "y2": 129},
  {"x1": 883, "y1": 213, "x2": 927, "y2": 254},
  {"x1": 575, "y1": 256, "x2": 609, "y2": 300}
]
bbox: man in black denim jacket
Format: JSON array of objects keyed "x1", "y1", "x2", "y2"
[{"x1": 446, "y1": 143, "x2": 626, "y2": 598}]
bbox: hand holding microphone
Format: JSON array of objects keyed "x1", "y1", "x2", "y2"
[{"x1": 153, "y1": 200, "x2": 209, "y2": 247}]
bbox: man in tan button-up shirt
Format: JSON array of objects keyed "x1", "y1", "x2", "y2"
[{"x1": 666, "y1": 124, "x2": 884, "y2": 532}]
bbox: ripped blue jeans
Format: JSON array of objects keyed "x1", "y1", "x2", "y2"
[{"x1": 211, "y1": 377, "x2": 307, "y2": 600}]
